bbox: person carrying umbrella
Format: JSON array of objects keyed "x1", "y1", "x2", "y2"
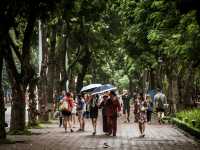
[
  {"x1": 89, "y1": 94, "x2": 99, "y2": 135},
  {"x1": 106, "y1": 91, "x2": 121, "y2": 136},
  {"x1": 99, "y1": 94, "x2": 109, "y2": 134}
]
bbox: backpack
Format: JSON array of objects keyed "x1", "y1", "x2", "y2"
[
  {"x1": 60, "y1": 97, "x2": 71, "y2": 112},
  {"x1": 156, "y1": 94, "x2": 165, "y2": 109}
]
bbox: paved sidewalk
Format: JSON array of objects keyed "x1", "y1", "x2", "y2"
[{"x1": 0, "y1": 115, "x2": 199, "y2": 150}]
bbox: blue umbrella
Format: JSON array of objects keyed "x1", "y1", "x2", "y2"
[
  {"x1": 80, "y1": 84, "x2": 102, "y2": 93},
  {"x1": 91, "y1": 84, "x2": 117, "y2": 95}
]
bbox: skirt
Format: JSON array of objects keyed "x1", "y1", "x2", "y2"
[{"x1": 90, "y1": 106, "x2": 98, "y2": 118}]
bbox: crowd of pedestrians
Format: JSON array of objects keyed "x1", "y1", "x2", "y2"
[{"x1": 55, "y1": 88, "x2": 168, "y2": 137}]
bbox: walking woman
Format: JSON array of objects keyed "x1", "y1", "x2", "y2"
[
  {"x1": 60, "y1": 92, "x2": 74, "y2": 132},
  {"x1": 133, "y1": 94, "x2": 140, "y2": 122},
  {"x1": 146, "y1": 94, "x2": 153, "y2": 124},
  {"x1": 89, "y1": 95, "x2": 99, "y2": 135},
  {"x1": 138, "y1": 93, "x2": 147, "y2": 137},
  {"x1": 107, "y1": 91, "x2": 121, "y2": 136},
  {"x1": 99, "y1": 94, "x2": 109, "y2": 134},
  {"x1": 76, "y1": 94, "x2": 85, "y2": 131}
]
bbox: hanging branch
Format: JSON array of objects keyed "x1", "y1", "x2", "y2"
[{"x1": 8, "y1": 34, "x2": 23, "y2": 63}]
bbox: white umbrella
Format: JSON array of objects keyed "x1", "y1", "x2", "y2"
[
  {"x1": 80, "y1": 84, "x2": 102, "y2": 93},
  {"x1": 91, "y1": 84, "x2": 117, "y2": 95}
]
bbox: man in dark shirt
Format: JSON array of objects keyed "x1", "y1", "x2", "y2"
[{"x1": 122, "y1": 90, "x2": 132, "y2": 123}]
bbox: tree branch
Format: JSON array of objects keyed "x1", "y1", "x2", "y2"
[
  {"x1": 68, "y1": 46, "x2": 82, "y2": 70},
  {"x1": 8, "y1": 34, "x2": 23, "y2": 63},
  {"x1": 3, "y1": 36, "x2": 20, "y2": 83}
]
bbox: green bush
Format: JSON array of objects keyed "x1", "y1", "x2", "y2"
[
  {"x1": 176, "y1": 109, "x2": 200, "y2": 130},
  {"x1": 172, "y1": 118, "x2": 200, "y2": 139}
]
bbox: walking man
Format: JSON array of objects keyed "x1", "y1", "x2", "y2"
[
  {"x1": 154, "y1": 88, "x2": 167, "y2": 124},
  {"x1": 121, "y1": 90, "x2": 132, "y2": 123}
]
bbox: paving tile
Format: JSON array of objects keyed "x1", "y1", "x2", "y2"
[{"x1": 0, "y1": 114, "x2": 199, "y2": 150}]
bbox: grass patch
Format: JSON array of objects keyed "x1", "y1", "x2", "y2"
[
  {"x1": 27, "y1": 121, "x2": 44, "y2": 129},
  {"x1": 8, "y1": 129, "x2": 32, "y2": 135},
  {"x1": 0, "y1": 138, "x2": 16, "y2": 144},
  {"x1": 27, "y1": 124, "x2": 44, "y2": 129},
  {"x1": 38, "y1": 120, "x2": 54, "y2": 124}
]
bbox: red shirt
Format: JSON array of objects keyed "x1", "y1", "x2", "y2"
[
  {"x1": 64, "y1": 96, "x2": 74, "y2": 110},
  {"x1": 106, "y1": 96, "x2": 121, "y2": 117}
]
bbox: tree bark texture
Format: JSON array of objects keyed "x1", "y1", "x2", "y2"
[
  {"x1": 183, "y1": 63, "x2": 195, "y2": 108},
  {"x1": 0, "y1": 50, "x2": 6, "y2": 139},
  {"x1": 3, "y1": 41, "x2": 26, "y2": 131},
  {"x1": 38, "y1": 25, "x2": 49, "y2": 121},
  {"x1": 166, "y1": 60, "x2": 179, "y2": 113},
  {"x1": 76, "y1": 47, "x2": 92, "y2": 93},
  {"x1": 28, "y1": 78, "x2": 38, "y2": 126},
  {"x1": 47, "y1": 25, "x2": 57, "y2": 114}
]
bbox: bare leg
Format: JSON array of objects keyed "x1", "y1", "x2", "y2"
[
  {"x1": 142, "y1": 123, "x2": 145, "y2": 136},
  {"x1": 94, "y1": 118, "x2": 97, "y2": 133},
  {"x1": 139, "y1": 122, "x2": 142, "y2": 135},
  {"x1": 72, "y1": 115, "x2": 76, "y2": 126},
  {"x1": 91, "y1": 118, "x2": 96, "y2": 135},
  {"x1": 82, "y1": 117, "x2": 85, "y2": 131},
  {"x1": 158, "y1": 112, "x2": 161, "y2": 124},
  {"x1": 63, "y1": 116, "x2": 67, "y2": 132},
  {"x1": 67, "y1": 116, "x2": 73, "y2": 132},
  {"x1": 78, "y1": 115, "x2": 81, "y2": 130}
]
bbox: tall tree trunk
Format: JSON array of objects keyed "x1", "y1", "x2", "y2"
[
  {"x1": 76, "y1": 48, "x2": 91, "y2": 93},
  {"x1": 177, "y1": 67, "x2": 186, "y2": 110},
  {"x1": 59, "y1": 35, "x2": 68, "y2": 91},
  {"x1": 167, "y1": 74, "x2": 179, "y2": 113},
  {"x1": 166, "y1": 60, "x2": 179, "y2": 113},
  {"x1": 0, "y1": 50, "x2": 6, "y2": 139},
  {"x1": 3, "y1": 41, "x2": 26, "y2": 131},
  {"x1": 47, "y1": 25, "x2": 57, "y2": 114},
  {"x1": 10, "y1": 82, "x2": 26, "y2": 131},
  {"x1": 156, "y1": 66, "x2": 162, "y2": 89},
  {"x1": 149, "y1": 68, "x2": 156, "y2": 90},
  {"x1": 28, "y1": 78, "x2": 38, "y2": 126},
  {"x1": 128, "y1": 75, "x2": 134, "y2": 96},
  {"x1": 38, "y1": 24, "x2": 49, "y2": 121},
  {"x1": 68, "y1": 69, "x2": 76, "y2": 93},
  {"x1": 58, "y1": 22, "x2": 70, "y2": 92},
  {"x1": 183, "y1": 63, "x2": 194, "y2": 108}
]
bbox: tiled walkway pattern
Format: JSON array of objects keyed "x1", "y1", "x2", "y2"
[{"x1": 0, "y1": 115, "x2": 199, "y2": 150}]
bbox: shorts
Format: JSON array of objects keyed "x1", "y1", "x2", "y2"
[
  {"x1": 83, "y1": 111, "x2": 90, "y2": 118},
  {"x1": 62, "y1": 110, "x2": 72, "y2": 116},
  {"x1": 156, "y1": 108, "x2": 165, "y2": 112},
  {"x1": 77, "y1": 110, "x2": 84, "y2": 117},
  {"x1": 123, "y1": 107, "x2": 130, "y2": 114}
]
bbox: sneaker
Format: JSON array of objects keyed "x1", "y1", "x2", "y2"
[
  {"x1": 103, "y1": 143, "x2": 110, "y2": 148},
  {"x1": 77, "y1": 129, "x2": 82, "y2": 132},
  {"x1": 92, "y1": 132, "x2": 96, "y2": 135},
  {"x1": 139, "y1": 134, "x2": 145, "y2": 138},
  {"x1": 70, "y1": 129, "x2": 74, "y2": 132},
  {"x1": 106, "y1": 132, "x2": 112, "y2": 136}
]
